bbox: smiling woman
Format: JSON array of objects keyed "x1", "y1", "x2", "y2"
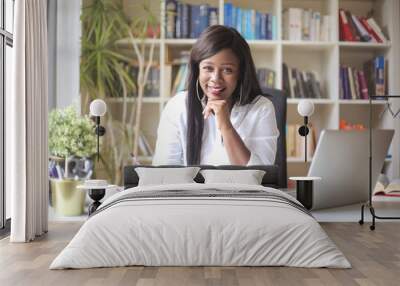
[{"x1": 153, "y1": 25, "x2": 279, "y2": 166}]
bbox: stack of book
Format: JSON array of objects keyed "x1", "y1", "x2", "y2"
[
  {"x1": 373, "y1": 174, "x2": 400, "y2": 197},
  {"x1": 224, "y1": 3, "x2": 276, "y2": 40},
  {"x1": 286, "y1": 124, "x2": 316, "y2": 160},
  {"x1": 339, "y1": 9, "x2": 388, "y2": 43},
  {"x1": 339, "y1": 55, "x2": 385, "y2": 100},
  {"x1": 282, "y1": 8, "x2": 331, "y2": 41},
  {"x1": 166, "y1": 0, "x2": 219, "y2": 39},
  {"x1": 282, "y1": 63, "x2": 323, "y2": 98},
  {"x1": 170, "y1": 51, "x2": 190, "y2": 96}
]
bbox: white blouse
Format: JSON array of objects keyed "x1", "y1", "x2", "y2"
[{"x1": 152, "y1": 91, "x2": 279, "y2": 166}]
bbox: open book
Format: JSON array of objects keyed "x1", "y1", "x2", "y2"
[{"x1": 373, "y1": 174, "x2": 400, "y2": 196}]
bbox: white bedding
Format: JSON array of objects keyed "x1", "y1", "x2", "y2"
[{"x1": 50, "y1": 183, "x2": 351, "y2": 269}]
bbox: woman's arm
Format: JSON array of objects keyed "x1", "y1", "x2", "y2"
[
  {"x1": 203, "y1": 99, "x2": 250, "y2": 165},
  {"x1": 220, "y1": 125, "x2": 250, "y2": 165},
  {"x1": 204, "y1": 98, "x2": 279, "y2": 165},
  {"x1": 242, "y1": 100, "x2": 279, "y2": 165},
  {"x1": 152, "y1": 95, "x2": 185, "y2": 165}
]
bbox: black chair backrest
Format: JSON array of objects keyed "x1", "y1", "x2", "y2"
[
  {"x1": 123, "y1": 88, "x2": 287, "y2": 189},
  {"x1": 261, "y1": 87, "x2": 287, "y2": 188}
]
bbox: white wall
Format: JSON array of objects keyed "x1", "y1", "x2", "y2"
[{"x1": 52, "y1": 0, "x2": 81, "y2": 111}]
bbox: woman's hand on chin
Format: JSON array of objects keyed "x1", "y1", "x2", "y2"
[{"x1": 202, "y1": 99, "x2": 233, "y2": 131}]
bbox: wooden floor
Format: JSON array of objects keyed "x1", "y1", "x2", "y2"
[{"x1": 1, "y1": 222, "x2": 400, "y2": 286}]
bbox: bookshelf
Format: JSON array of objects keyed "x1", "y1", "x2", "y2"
[{"x1": 117, "y1": 0, "x2": 399, "y2": 181}]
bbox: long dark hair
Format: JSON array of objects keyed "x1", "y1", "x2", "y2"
[{"x1": 186, "y1": 25, "x2": 261, "y2": 165}]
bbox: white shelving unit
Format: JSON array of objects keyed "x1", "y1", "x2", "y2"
[{"x1": 119, "y1": 0, "x2": 399, "y2": 180}]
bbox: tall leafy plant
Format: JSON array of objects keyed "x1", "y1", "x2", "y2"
[{"x1": 80, "y1": 0, "x2": 159, "y2": 184}]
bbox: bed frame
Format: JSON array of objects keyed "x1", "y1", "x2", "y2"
[{"x1": 123, "y1": 165, "x2": 279, "y2": 189}]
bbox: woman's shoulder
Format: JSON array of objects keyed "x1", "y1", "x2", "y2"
[
  {"x1": 165, "y1": 91, "x2": 188, "y2": 108},
  {"x1": 250, "y1": 95, "x2": 274, "y2": 111},
  {"x1": 162, "y1": 91, "x2": 188, "y2": 117}
]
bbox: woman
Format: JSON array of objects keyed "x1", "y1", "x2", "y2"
[{"x1": 153, "y1": 25, "x2": 279, "y2": 166}]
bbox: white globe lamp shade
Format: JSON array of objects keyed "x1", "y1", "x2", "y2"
[
  {"x1": 90, "y1": 99, "x2": 107, "y2": 117},
  {"x1": 297, "y1": 100, "x2": 315, "y2": 117}
]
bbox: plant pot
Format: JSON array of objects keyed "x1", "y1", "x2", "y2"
[{"x1": 50, "y1": 179, "x2": 85, "y2": 216}]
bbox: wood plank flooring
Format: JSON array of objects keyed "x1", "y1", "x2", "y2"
[{"x1": 0, "y1": 222, "x2": 400, "y2": 286}]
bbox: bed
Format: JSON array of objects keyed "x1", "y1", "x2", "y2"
[{"x1": 50, "y1": 165, "x2": 351, "y2": 269}]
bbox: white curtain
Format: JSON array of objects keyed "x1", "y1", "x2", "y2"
[{"x1": 8, "y1": 0, "x2": 49, "y2": 242}]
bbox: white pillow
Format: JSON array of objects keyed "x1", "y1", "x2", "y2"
[
  {"x1": 135, "y1": 167, "x2": 201, "y2": 186},
  {"x1": 200, "y1": 169, "x2": 266, "y2": 185}
]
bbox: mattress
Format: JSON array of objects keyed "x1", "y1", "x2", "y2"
[{"x1": 50, "y1": 183, "x2": 351, "y2": 269}]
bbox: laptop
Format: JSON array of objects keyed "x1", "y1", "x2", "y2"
[{"x1": 309, "y1": 129, "x2": 394, "y2": 210}]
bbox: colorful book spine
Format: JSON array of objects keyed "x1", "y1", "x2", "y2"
[
  {"x1": 260, "y1": 13, "x2": 267, "y2": 39},
  {"x1": 375, "y1": 55, "x2": 385, "y2": 96},
  {"x1": 339, "y1": 9, "x2": 354, "y2": 41},
  {"x1": 165, "y1": 0, "x2": 177, "y2": 38},
  {"x1": 223, "y1": 3, "x2": 233, "y2": 27},
  {"x1": 271, "y1": 15, "x2": 277, "y2": 40},
  {"x1": 199, "y1": 4, "x2": 209, "y2": 34},
  {"x1": 182, "y1": 4, "x2": 190, "y2": 38},
  {"x1": 190, "y1": 5, "x2": 200, "y2": 38},
  {"x1": 358, "y1": 70, "x2": 369, "y2": 99}
]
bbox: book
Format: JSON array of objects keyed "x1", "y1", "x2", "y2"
[
  {"x1": 339, "y1": 9, "x2": 355, "y2": 41},
  {"x1": 286, "y1": 124, "x2": 316, "y2": 159},
  {"x1": 283, "y1": 8, "x2": 302, "y2": 41},
  {"x1": 345, "y1": 10, "x2": 360, "y2": 41},
  {"x1": 347, "y1": 67, "x2": 356, "y2": 99},
  {"x1": 310, "y1": 11, "x2": 320, "y2": 41},
  {"x1": 320, "y1": 15, "x2": 330, "y2": 41},
  {"x1": 367, "y1": 17, "x2": 388, "y2": 43},
  {"x1": 165, "y1": 0, "x2": 177, "y2": 38},
  {"x1": 208, "y1": 7, "x2": 218, "y2": 26},
  {"x1": 224, "y1": 2, "x2": 233, "y2": 27},
  {"x1": 307, "y1": 71, "x2": 322, "y2": 98},
  {"x1": 373, "y1": 174, "x2": 400, "y2": 196},
  {"x1": 282, "y1": 63, "x2": 291, "y2": 98},
  {"x1": 359, "y1": 17, "x2": 381, "y2": 43},
  {"x1": 286, "y1": 125, "x2": 296, "y2": 157},
  {"x1": 358, "y1": 70, "x2": 369, "y2": 100},
  {"x1": 351, "y1": 15, "x2": 371, "y2": 42}
]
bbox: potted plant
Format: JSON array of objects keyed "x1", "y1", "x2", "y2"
[{"x1": 49, "y1": 106, "x2": 97, "y2": 216}]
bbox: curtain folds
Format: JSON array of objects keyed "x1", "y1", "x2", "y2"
[{"x1": 9, "y1": 0, "x2": 49, "y2": 242}]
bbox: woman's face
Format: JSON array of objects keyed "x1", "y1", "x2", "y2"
[{"x1": 198, "y1": 48, "x2": 240, "y2": 102}]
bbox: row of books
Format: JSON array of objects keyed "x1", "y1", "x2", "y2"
[
  {"x1": 256, "y1": 68, "x2": 275, "y2": 90},
  {"x1": 282, "y1": 63, "x2": 323, "y2": 99},
  {"x1": 339, "y1": 55, "x2": 386, "y2": 100},
  {"x1": 165, "y1": 1, "x2": 218, "y2": 39},
  {"x1": 286, "y1": 124, "x2": 316, "y2": 160},
  {"x1": 224, "y1": 3, "x2": 276, "y2": 40},
  {"x1": 339, "y1": 66, "x2": 368, "y2": 100},
  {"x1": 169, "y1": 65, "x2": 276, "y2": 96},
  {"x1": 282, "y1": 8, "x2": 331, "y2": 41},
  {"x1": 339, "y1": 9, "x2": 388, "y2": 43}
]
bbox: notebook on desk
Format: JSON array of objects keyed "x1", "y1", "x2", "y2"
[{"x1": 308, "y1": 129, "x2": 394, "y2": 210}]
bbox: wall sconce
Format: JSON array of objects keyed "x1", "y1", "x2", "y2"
[
  {"x1": 90, "y1": 99, "x2": 107, "y2": 161},
  {"x1": 297, "y1": 100, "x2": 315, "y2": 162}
]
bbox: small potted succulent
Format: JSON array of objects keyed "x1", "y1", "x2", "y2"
[{"x1": 49, "y1": 106, "x2": 97, "y2": 216}]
